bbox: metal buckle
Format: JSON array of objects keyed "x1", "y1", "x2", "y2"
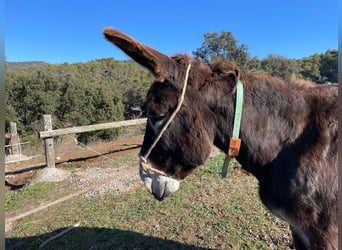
[{"x1": 228, "y1": 138, "x2": 241, "y2": 157}]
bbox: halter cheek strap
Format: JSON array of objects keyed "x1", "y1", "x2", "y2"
[{"x1": 138, "y1": 63, "x2": 192, "y2": 177}]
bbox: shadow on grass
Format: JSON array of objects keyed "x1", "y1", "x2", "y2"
[{"x1": 6, "y1": 226, "x2": 209, "y2": 250}]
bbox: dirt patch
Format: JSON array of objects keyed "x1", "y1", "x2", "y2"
[
  {"x1": 5, "y1": 135, "x2": 144, "y2": 191},
  {"x1": 73, "y1": 164, "x2": 142, "y2": 199}
]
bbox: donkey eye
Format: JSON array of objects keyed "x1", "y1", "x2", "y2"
[{"x1": 149, "y1": 114, "x2": 166, "y2": 125}]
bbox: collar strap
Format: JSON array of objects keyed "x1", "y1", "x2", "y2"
[{"x1": 222, "y1": 80, "x2": 244, "y2": 178}]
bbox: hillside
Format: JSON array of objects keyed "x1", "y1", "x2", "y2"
[{"x1": 5, "y1": 61, "x2": 50, "y2": 72}]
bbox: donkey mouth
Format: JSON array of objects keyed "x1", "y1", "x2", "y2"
[{"x1": 139, "y1": 166, "x2": 180, "y2": 201}]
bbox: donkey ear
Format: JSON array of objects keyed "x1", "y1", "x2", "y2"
[
  {"x1": 103, "y1": 27, "x2": 171, "y2": 81},
  {"x1": 210, "y1": 61, "x2": 240, "y2": 83}
]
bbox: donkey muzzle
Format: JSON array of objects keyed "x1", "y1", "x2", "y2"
[{"x1": 139, "y1": 161, "x2": 180, "y2": 200}]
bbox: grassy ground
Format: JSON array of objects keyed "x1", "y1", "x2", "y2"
[{"x1": 5, "y1": 153, "x2": 292, "y2": 249}]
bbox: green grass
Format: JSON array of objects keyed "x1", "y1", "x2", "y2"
[
  {"x1": 109, "y1": 154, "x2": 137, "y2": 166},
  {"x1": 5, "y1": 182, "x2": 55, "y2": 210},
  {"x1": 5, "y1": 154, "x2": 292, "y2": 249}
]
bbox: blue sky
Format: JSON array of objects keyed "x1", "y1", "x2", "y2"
[{"x1": 5, "y1": 0, "x2": 338, "y2": 64}]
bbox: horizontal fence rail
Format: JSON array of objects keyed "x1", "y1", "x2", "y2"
[
  {"x1": 37, "y1": 115, "x2": 147, "y2": 168},
  {"x1": 39, "y1": 118, "x2": 147, "y2": 139}
]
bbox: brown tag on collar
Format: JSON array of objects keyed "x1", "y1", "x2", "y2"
[{"x1": 228, "y1": 138, "x2": 241, "y2": 156}]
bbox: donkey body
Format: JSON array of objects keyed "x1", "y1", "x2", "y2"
[{"x1": 103, "y1": 28, "x2": 338, "y2": 249}]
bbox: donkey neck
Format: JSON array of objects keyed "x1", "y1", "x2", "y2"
[{"x1": 213, "y1": 76, "x2": 310, "y2": 177}]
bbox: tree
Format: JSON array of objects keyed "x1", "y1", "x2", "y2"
[
  {"x1": 5, "y1": 60, "x2": 127, "y2": 143},
  {"x1": 261, "y1": 54, "x2": 298, "y2": 80},
  {"x1": 320, "y1": 50, "x2": 338, "y2": 83},
  {"x1": 5, "y1": 69, "x2": 61, "y2": 137},
  {"x1": 297, "y1": 49, "x2": 338, "y2": 83},
  {"x1": 247, "y1": 56, "x2": 262, "y2": 71},
  {"x1": 74, "y1": 84, "x2": 124, "y2": 144},
  {"x1": 193, "y1": 31, "x2": 250, "y2": 70},
  {"x1": 297, "y1": 54, "x2": 322, "y2": 82}
]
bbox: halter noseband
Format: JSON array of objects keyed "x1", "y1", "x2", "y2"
[{"x1": 138, "y1": 63, "x2": 192, "y2": 177}]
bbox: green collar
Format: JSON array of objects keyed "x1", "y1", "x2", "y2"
[{"x1": 222, "y1": 80, "x2": 244, "y2": 178}]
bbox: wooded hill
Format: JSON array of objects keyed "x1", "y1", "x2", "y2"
[
  {"x1": 5, "y1": 44, "x2": 337, "y2": 144},
  {"x1": 5, "y1": 58, "x2": 152, "y2": 144}
]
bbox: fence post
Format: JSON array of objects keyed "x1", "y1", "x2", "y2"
[
  {"x1": 9, "y1": 122, "x2": 20, "y2": 155},
  {"x1": 42, "y1": 114, "x2": 55, "y2": 168}
]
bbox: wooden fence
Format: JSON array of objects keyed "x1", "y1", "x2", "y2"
[
  {"x1": 39, "y1": 115, "x2": 147, "y2": 168},
  {"x1": 5, "y1": 122, "x2": 21, "y2": 156}
]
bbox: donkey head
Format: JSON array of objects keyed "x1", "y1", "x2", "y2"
[{"x1": 103, "y1": 28, "x2": 239, "y2": 200}]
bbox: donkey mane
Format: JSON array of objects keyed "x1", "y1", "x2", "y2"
[{"x1": 170, "y1": 53, "x2": 311, "y2": 91}]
